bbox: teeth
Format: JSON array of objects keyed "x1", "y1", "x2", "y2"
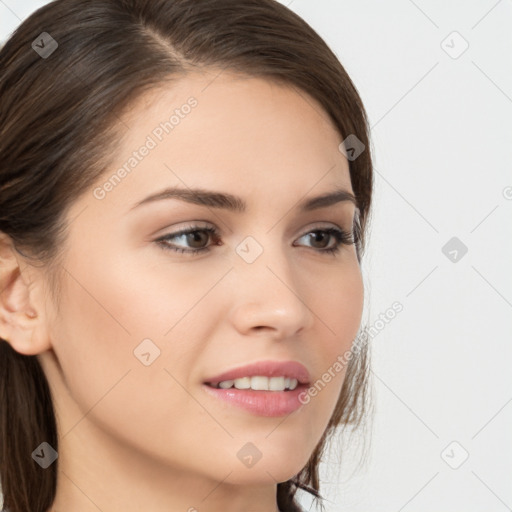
[
  {"x1": 234, "y1": 377, "x2": 251, "y2": 389},
  {"x1": 251, "y1": 376, "x2": 268, "y2": 390},
  {"x1": 215, "y1": 376, "x2": 299, "y2": 391},
  {"x1": 269, "y1": 376, "x2": 285, "y2": 390}
]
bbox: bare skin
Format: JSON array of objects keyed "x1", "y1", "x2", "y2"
[{"x1": 0, "y1": 69, "x2": 364, "y2": 512}]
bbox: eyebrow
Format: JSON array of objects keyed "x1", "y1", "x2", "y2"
[{"x1": 129, "y1": 185, "x2": 358, "y2": 213}]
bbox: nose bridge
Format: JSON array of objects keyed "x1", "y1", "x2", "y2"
[{"x1": 226, "y1": 233, "x2": 314, "y2": 336}]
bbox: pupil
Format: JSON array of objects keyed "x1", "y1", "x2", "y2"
[
  {"x1": 311, "y1": 231, "x2": 326, "y2": 248},
  {"x1": 189, "y1": 231, "x2": 207, "y2": 248}
]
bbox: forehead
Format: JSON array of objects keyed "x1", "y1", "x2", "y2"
[
  {"x1": 82, "y1": 70, "x2": 353, "y2": 218},
  {"x1": 119, "y1": 69, "x2": 348, "y2": 170}
]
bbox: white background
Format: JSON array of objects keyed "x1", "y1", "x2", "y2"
[{"x1": 1, "y1": 1, "x2": 511, "y2": 511}]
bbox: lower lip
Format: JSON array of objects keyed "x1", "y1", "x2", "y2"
[{"x1": 201, "y1": 383, "x2": 308, "y2": 417}]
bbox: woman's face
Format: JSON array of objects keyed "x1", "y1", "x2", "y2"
[{"x1": 38, "y1": 70, "x2": 364, "y2": 490}]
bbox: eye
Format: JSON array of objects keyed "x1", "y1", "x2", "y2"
[
  {"x1": 154, "y1": 224, "x2": 355, "y2": 256},
  {"x1": 294, "y1": 226, "x2": 355, "y2": 255},
  {"x1": 155, "y1": 225, "x2": 220, "y2": 254}
]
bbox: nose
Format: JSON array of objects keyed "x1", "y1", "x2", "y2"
[{"x1": 226, "y1": 241, "x2": 315, "y2": 340}]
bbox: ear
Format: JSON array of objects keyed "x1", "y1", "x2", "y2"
[{"x1": 0, "y1": 233, "x2": 52, "y2": 355}]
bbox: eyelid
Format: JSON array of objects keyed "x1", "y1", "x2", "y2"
[
  {"x1": 155, "y1": 220, "x2": 353, "y2": 240},
  {"x1": 151, "y1": 220, "x2": 213, "y2": 239},
  {"x1": 154, "y1": 219, "x2": 355, "y2": 257}
]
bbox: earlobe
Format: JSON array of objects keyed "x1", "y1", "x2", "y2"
[{"x1": 0, "y1": 234, "x2": 52, "y2": 356}]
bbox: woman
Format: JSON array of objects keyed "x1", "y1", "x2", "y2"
[{"x1": 0, "y1": 0, "x2": 374, "y2": 511}]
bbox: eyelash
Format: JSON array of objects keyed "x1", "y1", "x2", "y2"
[{"x1": 155, "y1": 224, "x2": 355, "y2": 256}]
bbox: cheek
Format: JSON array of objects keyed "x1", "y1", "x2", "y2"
[
  {"x1": 49, "y1": 273, "x2": 137, "y2": 422},
  {"x1": 49, "y1": 258, "x2": 216, "y2": 459},
  {"x1": 310, "y1": 260, "x2": 364, "y2": 354},
  {"x1": 302, "y1": 263, "x2": 364, "y2": 418},
  {"x1": 51, "y1": 244, "x2": 225, "y2": 411}
]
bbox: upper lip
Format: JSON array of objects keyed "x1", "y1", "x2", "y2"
[{"x1": 203, "y1": 360, "x2": 311, "y2": 386}]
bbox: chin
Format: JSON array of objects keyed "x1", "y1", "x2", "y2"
[
  {"x1": 221, "y1": 462, "x2": 307, "y2": 486},
  {"x1": 220, "y1": 441, "x2": 312, "y2": 486}
]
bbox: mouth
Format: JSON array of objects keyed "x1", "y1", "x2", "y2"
[
  {"x1": 201, "y1": 381, "x2": 309, "y2": 417},
  {"x1": 204, "y1": 375, "x2": 305, "y2": 392},
  {"x1": 201, "y1": 360, "x2": 311, "y2": 416},
  {"x1": 202, "y1": 360, "x2": 311, "y2": 389},
  {"x1": 200, "y1": 360, "x2": 312, "y2": 417}
]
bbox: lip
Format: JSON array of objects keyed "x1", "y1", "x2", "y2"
[
  {"x1": 201, "y1": 360, "x2": 311, "y2": 417},
  {"x1": 203, "y1": 360, "x2": 311, "y2": 387},
  {"x1": 202, "y1": 383, "x2": 308, "y2": 417}
]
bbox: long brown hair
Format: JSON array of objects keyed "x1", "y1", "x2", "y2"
[{"x1": 0, "y1": 1, "x2": 374, "y2": 510}]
